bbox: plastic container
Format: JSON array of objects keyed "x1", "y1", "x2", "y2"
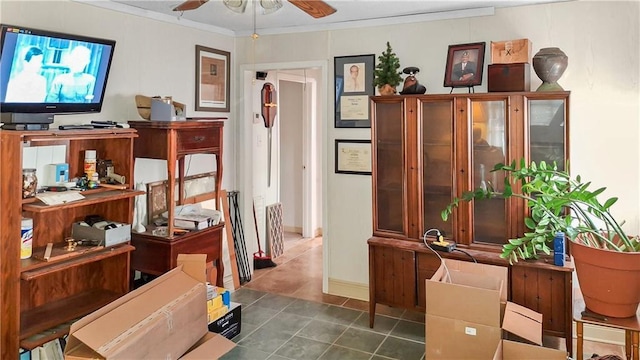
[
  {"x1": 84, "y1": 149, "x2": 97, "y2": 178},
  {"x1": 21, "y1": 217, "x2": 33, "y2": 259}
]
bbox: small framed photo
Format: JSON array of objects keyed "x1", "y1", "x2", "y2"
[
  {"x1": 444, "y1": 42, "x2": 486, "y2": 88},
  {"x1": 195, "y1": 45, "x2": 230, "y2": 112},
  {"x1": 334, "y1": 54, "x2": 375, "y2": 128},
  {"x1": 335, "y1": 139, "x2": 372, "y2": 175}
]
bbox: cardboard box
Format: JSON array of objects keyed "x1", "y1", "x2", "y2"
[
  {"x1": 179, "y1": 332, "x2": 235, "y2": 359},
  {"x1": 208, "y1": 302, "x2": 242, "y2": 340},
  {"x1": 493, "y1": 339, "x2": 566, "y2": 360},
  {"x1": 488, "y1": 63, "x2": 531, "y2": 92},
  {"x1": 425, "y1": 260, "x2": 506, "y2": 359},
  {"x1": 64, "y1": 254, "x2": 210, "y2": 359},
  {"x1": 425, "y1": 259, "x2": 566, "y2": 359},
  {"x1": 71, "y1": 222, "x2": 131, "y2": 247},
  {"x1": 491, "y1": 39, "x2": 532, "y2": 64}
]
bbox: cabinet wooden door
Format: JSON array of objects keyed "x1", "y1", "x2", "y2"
[
  {"x1": 418, "y1": 98, "x2": 455, "y2": 240},
  {"x1": 460, "y1": 96, "x2": 512, "y2": 246},
  {"x1": 371, "y1": 97, "x2": 408, "y2": 238},
  {"x1": 369, "y1": 243, "x2": 416, "y2": 308},
  {"x1": 416, "y1": 251, "x2": 442, "y2": 308},
  {"x1": 526, "y1": 94, "x2": 569, "y2": 170},
  {"x1": 510, "y1": 264, "x2": 572, "y2": 337}
]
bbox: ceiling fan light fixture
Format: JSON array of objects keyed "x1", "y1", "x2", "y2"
[
  {"x1": 260, "y1": 0, "x2": 283, "y2": 14},
  {"x1": 223, "y1": 0, "x2": 248, "y2": 13}
]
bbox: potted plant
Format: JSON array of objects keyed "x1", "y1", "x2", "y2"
[
  {"x1": 441, "y1": 159, "x2": 640, "y2": 318},
  {"x1": 373, "y1": 41, "x2": 403, "y2": 95}
]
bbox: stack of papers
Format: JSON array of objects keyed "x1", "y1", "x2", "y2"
[{"x1": 36, "y1": 191, "x2": 85, "y2": 205}]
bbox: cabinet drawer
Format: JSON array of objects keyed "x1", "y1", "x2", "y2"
[{"x1": 177, "y1": 128, "x2": 221, "y2": 153}]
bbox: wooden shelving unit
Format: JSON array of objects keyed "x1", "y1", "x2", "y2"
[{"x1": 0, "y1": 128, "x2": 139, "y2": 359}]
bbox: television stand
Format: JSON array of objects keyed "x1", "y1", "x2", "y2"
[{"x1": 1, "y1": 123, "x2": 49, "y2": 131}]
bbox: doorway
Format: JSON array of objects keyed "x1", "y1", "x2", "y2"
[{"x1": 238, "y1": 60, "x2": 327, "y2": 291}]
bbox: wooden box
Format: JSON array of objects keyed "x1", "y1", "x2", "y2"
[
  {"x1": 491, "y1": 39, "x2": 532, "y2": 64},
  {"x1": 488, "y1": 63, "x2": 530, "y2": 92}
]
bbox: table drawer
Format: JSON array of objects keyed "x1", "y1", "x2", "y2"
[{"x1": 177, "y1": 128, "x2": 221, "y2": 152}]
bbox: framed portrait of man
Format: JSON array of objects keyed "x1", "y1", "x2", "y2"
[{"x1": 444, "y1": 42, "x2": 486, "y2": 89}]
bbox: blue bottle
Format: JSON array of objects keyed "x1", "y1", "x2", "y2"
[{"x1": 553, "y1": 232, "x2": 565, "y2": 266}]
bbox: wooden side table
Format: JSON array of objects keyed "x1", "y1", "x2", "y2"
[
  {"x1": 128, "y1": 120, "x2": 226, "y2": 286},
  {"x1": 574, "y1": 297, "x2": 639, "y2": 360}
]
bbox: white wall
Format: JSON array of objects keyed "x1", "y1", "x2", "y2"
[
  {"x1": 0, "y1": 0, "x2": 237, "y2": 192},
  {"x1": 236, "y1": 0, "x2": 640, "y2": 299}
]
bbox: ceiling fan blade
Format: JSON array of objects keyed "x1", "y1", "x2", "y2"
[
  {"x1": 173, "y1": 0, "x2": 209, "y2": 12},
  {"x1": 287, "y1": 0, "x2": 336, "y2": 18}
]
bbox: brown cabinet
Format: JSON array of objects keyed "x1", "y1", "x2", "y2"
[
  {"x1": 368, "y1": 92, "x2": 573, "y2": 354},
  {"x1": 0, "y1": 128, "x2": 141, "y2": 359},
  {"x1": 128, "y1": 120, "x2": 226, "y2": 285}
]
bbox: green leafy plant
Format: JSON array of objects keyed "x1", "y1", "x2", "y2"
[
  {"x1": 441, "y1": 159, "x2": 640, "y2": 264},
  {"x1": 373, "y1": 41, "x2": 403, "y2": 88}
]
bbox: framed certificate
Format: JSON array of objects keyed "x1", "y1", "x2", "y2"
[
  {"x1": 334, "y1": 54, "x2": 375, "y2": 128},
  {"x1": 335, "y1": 139, "x2": 372, "y2": 175}
]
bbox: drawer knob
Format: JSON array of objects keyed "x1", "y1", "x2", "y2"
[{"x1": 193, "y1": 136, "x2": 205, "y2": 142}]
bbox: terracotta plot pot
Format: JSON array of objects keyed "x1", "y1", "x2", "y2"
[
  {"x1": 571, "y1": 240, "x2": 640, "y2": 318},
  {"x1": 377, "y1": 84, "x2": 397, "y2": 96}
]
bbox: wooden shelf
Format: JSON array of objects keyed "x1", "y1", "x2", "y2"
[
  {"x1": 1, "y1": 127, "x2": 140, "y2": 359},
  {"x1": 21, "y1": 244, "x2": 135, "y2": 279},
  {"x1": 20, "y1": 289, "x2": 122, "y2": 346},
  {"x1": 20, "y1": 320, "x2": 75, "y2": 350},
  {"x1": 19, "y1": 128, "x2": 138, "y2": 142},
  {"x1": 23, "y1": 189, "x2": 144, "y2": 213},
  {"x1": 133, "y1": 222, "x2": 225, "y2": 243}
]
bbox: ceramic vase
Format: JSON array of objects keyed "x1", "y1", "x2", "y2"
[{"x1": 532, "y1": 47, "x2": 568, "y2": 91}]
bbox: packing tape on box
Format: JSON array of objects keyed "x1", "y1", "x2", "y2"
[{"x1": 162, "y1": 309, "x2": 174, "y2": 332}]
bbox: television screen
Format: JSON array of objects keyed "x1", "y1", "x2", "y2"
[{"x1": 0, "y1": 24, "x2": 116, "y2": 118}]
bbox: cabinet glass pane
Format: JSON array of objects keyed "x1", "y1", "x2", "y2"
[
  {"x1": 471, "y1": 100, "x2": 507, "y2": 245},
  {"x1": 375, "y1": 102, "x2": 404, "y2": 233},
  {"x1": 529, "y1": 99, "x2": 565, "y2": 170},
  {"x1": 421, "y1": 101, "x2": 453, "y2": 237}
]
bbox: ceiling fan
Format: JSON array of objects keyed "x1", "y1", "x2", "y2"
[{"x1": 173, "y1": 0, "x2": 336, "y2": 19}]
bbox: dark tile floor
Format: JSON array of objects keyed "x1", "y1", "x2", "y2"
[
  {"x1": 223, "y1": 289, "x2": 426, "y2": 360},
  {"x1": 221, "y1": 234, "x2": 626, "y2": 360}
]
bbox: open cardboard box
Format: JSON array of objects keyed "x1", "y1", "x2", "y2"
[
  {"x1": 425, "y1": 258, "x2": 565, "y2": 359},
  {"x1": 64, "y1": 254, "x2": 235, "y2": 359}
]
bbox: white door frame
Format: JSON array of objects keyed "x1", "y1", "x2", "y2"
[{"x1": 237, "y1": 60, "x2": 328, "y2": 291}]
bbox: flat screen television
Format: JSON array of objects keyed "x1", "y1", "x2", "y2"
[{"x1": 0, "y1": 24, "x2": 116, "y2": 125}]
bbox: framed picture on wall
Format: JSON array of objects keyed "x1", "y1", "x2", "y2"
[
  {"x1": 335, "y1": 139, "x2": 372, "y2": 175},
  {"x1": 444, "y1": 42, "x2": 486, "y2": 89},
  {"x1": 195, "y1": 45, "x2": 230, "y2": 112},
  {"x1": 334, "y1": 54, "x2": 375, "y2": 128}
]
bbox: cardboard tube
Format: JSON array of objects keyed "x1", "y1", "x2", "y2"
[{"x1": 108, "y1": 173, "x2": 126, "y2": 184}]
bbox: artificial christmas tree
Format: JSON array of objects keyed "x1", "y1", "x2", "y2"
[{"x1": 373, "y1": 41, "x2": 403, "y2": 95}]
